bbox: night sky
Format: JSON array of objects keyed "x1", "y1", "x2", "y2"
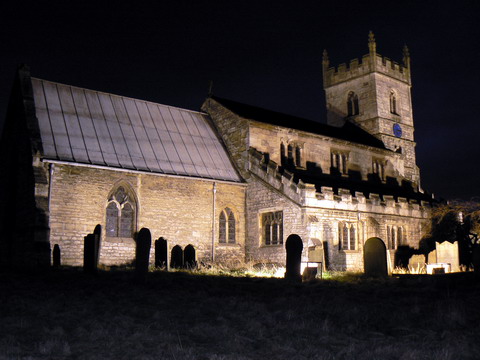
[{"x1": 1, "y1": 1, "x2": 479, "y2": 201}]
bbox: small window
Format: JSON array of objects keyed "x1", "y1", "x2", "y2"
[
  {"x1": 280, "y1": 143, "x2": 286, "y2": 166},
  {"x1": 262, "y1": 211, "x2": 283, "y2": 245},
  {"x1": 339, "y1": 222, "x2": 356, "y2": 250},
  {"x1": 347, "y1": 91, "x2": 359, "y2": 116},
  {"x1": 372, "y1": 159, "x2": 385, "y2": 180},
  {"x1": 295, "y1": 146, "x2": 302, "y2": 167},
  {"x1": 331, "y1": 151, "x2": 348, "y2": 175},
  {"x1": 219, "y1": 208, "x2": 236, "y2": 244},
  {"x1": 106, "y1": 186, "x2": 136, "y2": 238},
  {"x1": 390, "y1": 91, "x2": 398, "y2": 115},
  {"x1": 387, "y1": 225, "x2": 404, "y2": 249}
]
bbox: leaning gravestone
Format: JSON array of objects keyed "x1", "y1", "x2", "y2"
[
  {"x1": 285, "y1": 235, "x2": 303, "y2": 281},
  {"x1": 364, "y1": 237, "x2": 387, "y2": 278},
  {"x1": 135, "y1": 228, "x2": 152, "y2": 282},
  {"x1": 155, "y1": 237, "x2": 168, "y2": 269}
]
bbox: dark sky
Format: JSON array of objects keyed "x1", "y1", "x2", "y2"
[{"x1": 1, "y1": 1, "x2": 479, "y2": 201}]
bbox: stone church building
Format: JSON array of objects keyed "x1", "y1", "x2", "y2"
[{"x1": 0, "y1": 33, "x2": 433, "y2": 271}]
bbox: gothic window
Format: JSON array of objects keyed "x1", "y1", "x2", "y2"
[
  {"x1": 262, "y1": 211, "x2": 283, "y2": 246},
  {"x1": 219, "y1": 208, "x2": 236, "y2": 244},
  {"x1": 331, "y1": 151, "x2": 348, "y2": 174},
  {"x1": 390, "y1": 91, "x2": 398, "y2": 115},
  {"x1": 280, "y1": 142, "x2": 286, "y2": 166},
  {"x1": 338, "y1": 222, "x2": 356, "y2": 250},
  {"x1": 106, "y1": 186, "x2": 136, "y2": 238},
  {"x1": 387, "y1": 225, "x2": 404, "y2": 249},
  {"x1": 347, "y1": 91, "x2": 359, "y2": 116},
  {"x1": 295, "y1": 146, "x2": 302, "y2": 167},
  {"x1": 372, "y1": 159, "x2": 385, "y2": 180}
]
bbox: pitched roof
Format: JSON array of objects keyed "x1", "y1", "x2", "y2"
[
  {"x1": 210, "y1": 95, "x2": 386, "y2": 149},
  {"x1": 31, "y1": 78, "x2": 241, "y2": 182}
]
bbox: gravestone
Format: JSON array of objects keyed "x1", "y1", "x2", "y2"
[
  {"x1": 171, "y1": 245, "x2": 184, "y2": 269},
  {"x1": 184, "y1": 244, "x2": 196, "y2": 269},
  {"x1": 155, "y1": 237, "x2": 168, "y2": 269},
  {"x1": 83, "y1": 234, "x2": 98, "y2": 274},
  {"x1": 135, "y1": 228, "x2": 152, "y2": 281},
  {"x1": 52, "y1": 244, "x2": 61, "y2": 268},
  {"x1": 285, "y1": 234, "x2": 303, "y2": 281},
  {"x1": 408, "y1": 254, "x2": 426, "y2": 273},
  {"x1": 93, "y1": 224, "x2": 101, "y2": 265},
  {"x1": 436, "y1": 241, "x2": 460, "y2": 272},
  {"x1": 364, "y1": 237, "x2": 387, "y2": 278}
]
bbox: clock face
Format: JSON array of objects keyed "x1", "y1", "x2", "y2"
[{"x1": 393, "y1": 123, "x2": 402, "y2": 138}]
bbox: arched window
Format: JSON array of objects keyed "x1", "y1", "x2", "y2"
[
  {"x1": 390, "y1": 91, "x2": 397, "y2": 115},
  {"x1": 397, "y1": 227, "x2": 403, "y2": 246},
  {"x1": 295, "y1": 146, "x2": 302, "y2": 167},
  {"x1": 339, "y1": 222, "x2": 356, "y2": 250},
  {"x1": 262, "y1": 211, "x2": 283, "y2": 245},
  {"x1": 219, "y1": 208, "x2": 236, "y2": 244},
  {"x1": 106, "y1": 186, "x2": 136, "y2": 238},
  {"x1": 347, "y1": 92, "x2": 359, "y2": 116},
  {"x1": 280, "y1": 143, "x2": 286, "y2": 166}
]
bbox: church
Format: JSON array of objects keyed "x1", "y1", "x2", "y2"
[{"x1": 0, "y1": 33, "x2": 433, "y2": 271}]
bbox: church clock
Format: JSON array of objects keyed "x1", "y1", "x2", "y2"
[{"x1": 393, "y1": 123, "x2": 402, "y2": 138}]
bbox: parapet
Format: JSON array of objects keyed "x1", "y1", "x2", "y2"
[
  {"x1": 248, "y1": 147, "x2": 431, "y2": 216},
  {"x1": 323, "y1": 32, "x2": 411, "y2": 88}
]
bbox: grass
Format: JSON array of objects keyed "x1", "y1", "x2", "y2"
[{"x1": 1, "y1": 268, "x2": 480, "y2": 360}]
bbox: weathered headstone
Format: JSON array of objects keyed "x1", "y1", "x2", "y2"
[
  {"x1": 83, "y1": 234, "x2": 98, "y2": 274},
  {"x1": 52, "y1": 244, "x2": 61, "y2": 268},
  {"x1": 364, "y1": 237, "x2": 387, "y2": 278},
  {"x1": 436, "y1": 241, "x2": 460, "y2": 272},
  {"x1": 171, "y1": 245, "x2": 184, "y2": 269},
  {"x1": 285, "y1": 234, "x2": 303, "y2": 281},
  {"x1": 135, "y1": 228, "x2": 152, "y2": 281},
  {"x1": 155, "y1": 237, "x2": 168, "y2": 269},
  {"x1": 408, "y1": 254, "x2": 426, "y2": 273},
  {"x1": 93, "y1": 224, "x2": 101, "y2": 266},
  {"x1": 184, "y1": 244, "x2": 196, "y2": 269}
]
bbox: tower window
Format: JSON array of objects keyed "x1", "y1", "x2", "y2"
[
  {"x1": 347, "y1": 92, "x2": 359, "y2": 116},
  {"x1": 390, "y1": 91, "x2": 398, "y2": 115}
]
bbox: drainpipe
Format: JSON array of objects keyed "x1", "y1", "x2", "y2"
[{"x1": 212, "y1": 182, "x2": 217, "y2": 262}]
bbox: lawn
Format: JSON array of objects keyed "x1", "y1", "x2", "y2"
[{"x1": 1, "y1": 269, "x2": 479, "y2": 359}]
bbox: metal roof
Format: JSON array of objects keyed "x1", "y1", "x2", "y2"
[{"x1": 31, "y1": 78, "x2": 241, "y2": 182}]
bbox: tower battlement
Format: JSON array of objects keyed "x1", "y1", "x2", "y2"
[{"x1": 323, "y1": 32, "x2": 411, "y2": 88}]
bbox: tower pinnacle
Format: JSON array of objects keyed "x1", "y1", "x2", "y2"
[{"x1": 368, "y1": 31, "x2": 376, "y2": 54}]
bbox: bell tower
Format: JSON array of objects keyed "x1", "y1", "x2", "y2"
[{"x1": 322, "y1": 32, "x2": 418, "y2": 184}]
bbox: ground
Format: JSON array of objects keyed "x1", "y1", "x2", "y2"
[{"x1": 1, "y1": 269, "x2": 479, "y2": 359}]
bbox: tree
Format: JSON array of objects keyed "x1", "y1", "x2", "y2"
[{"x1": 420, "y1": 199, "x2": 480, "y2": 267}]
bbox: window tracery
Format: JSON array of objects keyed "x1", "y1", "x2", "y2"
[{"x1": 106, "y1": 186, "x2": 136, "y2": 238}]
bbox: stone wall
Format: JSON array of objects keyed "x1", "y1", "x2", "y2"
[{"x1": 48, "y1": 163, "x2": 246, "y2": 266}]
